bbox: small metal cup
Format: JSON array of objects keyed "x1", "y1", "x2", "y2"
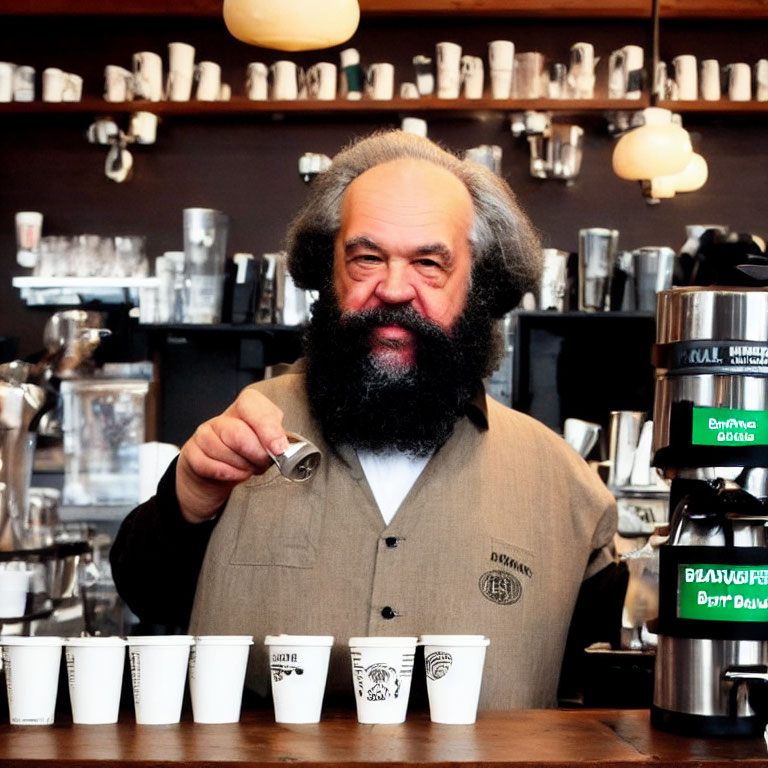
[{"x1": 267, "y1": 432, "x2": 321, "y2": 482}]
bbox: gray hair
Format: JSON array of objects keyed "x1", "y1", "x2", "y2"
[{"x1": 285, "y1": 130, "x2": 542, "y2": 318}]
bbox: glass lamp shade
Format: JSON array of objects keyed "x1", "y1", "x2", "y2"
[
  {"x1": 649, "y1": 153, "x2": 708, "y2": 199},
  {"x1": 223, "y1": 0, "x2": 360, "y2": 51},
  {"x1": 612, "y1": 108, "x2": 693, "y2": 181},
  {"x1": 671, "y1": 152, "x2": 708, "y2": 192}
]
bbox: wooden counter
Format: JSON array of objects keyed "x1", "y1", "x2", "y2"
[{"x1": 1, "y1": 709, "x2": 768, "y2": 767}]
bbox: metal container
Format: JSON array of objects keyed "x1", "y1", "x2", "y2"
[
  {"x1": 652, "y1": 287, "x2": 768, "y2": 472},
  {"x1": 656, "y1": 286, "x2": 768, "y2": 345}
]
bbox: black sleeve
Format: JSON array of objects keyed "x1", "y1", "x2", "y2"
[
  {"x1": 109, "y1": 456, "x2": 220, "y2": 632},
  {"x1": 557, "y1": 560, "x2": 629, "y2": 703}
]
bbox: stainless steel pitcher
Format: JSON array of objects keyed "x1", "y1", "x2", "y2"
[{"x1": 0, "y1": 376, "x2": 47, "y2": 550}]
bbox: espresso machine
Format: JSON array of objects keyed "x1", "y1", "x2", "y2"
[{"x1": 651, "y1": 285, "x2": 768, "y2": 736}]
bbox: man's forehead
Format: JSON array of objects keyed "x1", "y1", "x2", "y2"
[{"x1": 340, "y1": 157, "x2": 474, "y2": 227}]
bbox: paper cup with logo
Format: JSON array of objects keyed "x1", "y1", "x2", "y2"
[
  {"x1": 127, "y1": 635, "x2": 193, "y2": 724},
  {"x1": 264, "y1": 634, "x2": 333, "y2": 723},
  {"x1": 189, "y1": 635, "x2": 254, "y2": 723},
  {"x1": 2, "y1": 636, "x2": 63, "y2": 725},
  {"x1": 63, "y1": 636, "x2": 127, "y2": 724},
  {"x1": 348, "y1": 636, "x2": 418, "y2": 724},
  {"x1": 420, "y1": 634, "x2": 490, "y2": 724}
]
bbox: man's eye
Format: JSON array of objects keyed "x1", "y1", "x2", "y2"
[
  {"x1": 356, "y1": 254, "x2": 383, "y2": 263},
  {"x1": 415, "y1": 258, "x2": 440, "y2": 268}
]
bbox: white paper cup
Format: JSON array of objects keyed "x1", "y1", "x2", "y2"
[
  {"x1": 127, "y1": 635, "x2": 193, "y2": 724},
  {"x1": 0, "y1": 569, "x2": 30, "y2": 618},
  {"x1": 64, "y1": 636, "x2": 127, "y2": 724},
  {"x1": 2, "y1": 636, "x2": 63, "y2": 725},
  {"x1": 264, "y1": 634, "x2": 333, "y2": 723},
  {"x1": 420, "y1": 634, "x2": 490, "y2": 724},
  {"x1": 348, "y1": 636, "x2": 418, "y2": 724},
  {"x1": 189, "y1": 635, "x2": 254, "y2": 723}
]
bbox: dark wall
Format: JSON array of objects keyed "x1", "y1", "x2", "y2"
[{"x1": 1, "y1": 15, "x2": 767, "y2": 378}]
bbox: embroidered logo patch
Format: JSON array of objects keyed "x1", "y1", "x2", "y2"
[{"x1": 479, "y1": 569, "x2": 523, "y2": 605}]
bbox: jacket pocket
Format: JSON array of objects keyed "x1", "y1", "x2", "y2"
[{"x1": 228, "y1": 469, "x2": 322, "y2": 567}]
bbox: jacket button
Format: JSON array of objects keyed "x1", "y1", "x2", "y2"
[
  {"x1": 385, "y1": 536, "x2": 399, "y2": 548},
  {"x1": 381, "y1": 606, "x2": 396, "y2": 619}
]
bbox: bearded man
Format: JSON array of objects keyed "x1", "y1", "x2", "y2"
[{"x1": 110, "y1": 130, "x2": 619, "y2": 710}]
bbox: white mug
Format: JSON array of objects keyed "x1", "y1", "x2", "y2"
[
  {"x1": 365, "y1": 62, "x2": 394, "y2": 100},
  {"x1": 754, "y1": 59, "x2": 768, "y2": 101},
  {"x1": 12, "y1": 65, "x2": 35, "y2": 102},
  {"x1": 401, "y1": 116, "x2": 427, "y2": 137},
  {"x1": 167, "y1": 42, "x2": 195, "y2": 101},
  {"x1": 104, "y1": 65, "x2": 133, "y2": 102},
  {"x1": 42, "y1": 67, "x2": 66, "y2": 102},
  {"x1": 130, "y1": 111, "x2": 158, "y2": 144},
  {"x1": 195, "y1": 61, "x2": 221, "y2": 101},
  {"x1": 306, "y1": 62, "x2": 337, "y2": 100},
  {"x1": 246, "y1": 62, "x2": 268, "y2": 100},
  {"x1": 219, "y1": 83, "x2": 231, "y2": 101},
  {"x1": 726, "y1": 62, "x2": 751, "y2": 101},
  {"x1": 567, "y1": 42, "x2": 597, "y2": 99},
  {"x1": 699, "y1": 58, "x2": 721, "y2": 100},
  {"x1": 61, "y1": 73, "x2": 83, "y2": 102},
  {"x1": 672, "y1": 54, "x2": 697, "y2": 100},
  {"x1": 412, "y1": 55, "x2": 434, "y2": 96},
  {"x1": 460, "y1": 55, "x2": 484, "y2": 99},
  {"x1": 340, "y1": 48, "x2": 363, "y2": 100},
  {"x1": 488, "y1": 40, "x2": 514, "y2": 99},
  {"x1": 133, "y1": 51, "x2": 163, "y2": 101},
  {"x1": 608, "y1": 45, "x2": 644, "y2": 99},
  {"x1": 399, "y1": 81, "x2": 419, "y2": 99},
  {"x1": 436, "y1": 41, "x2": 462, "y2": 99},
  {"x1": 270, "y1": 60, "x2": 302, "y2": 100},
  {"x1": 0, "y1": 62, "x2": 14, "y2": 102},
  {"x1": 87, "y1": 118, "x2": 120, "y2": 145},
  {"x1": 513, "y1": 52, "x2": 544, "y2": 98}
]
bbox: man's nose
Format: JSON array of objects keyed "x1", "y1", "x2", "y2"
[{"x1": 374, "y1": 263, "x2": 417, "y2": 305}]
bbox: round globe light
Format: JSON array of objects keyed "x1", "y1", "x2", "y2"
[
  {"x1": 612, "y1": 108, "x2": 693, "y2": 180},
  {"x1": 223, "y1": 0, "x2": 360, "y2": 51}
]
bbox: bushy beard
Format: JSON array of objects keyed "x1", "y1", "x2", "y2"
[{"x1": 304, "y1": 287, "x2": 502, "y2": 456}]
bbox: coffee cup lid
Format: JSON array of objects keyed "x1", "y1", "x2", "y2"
[
  {"x1": 195, "y1": 635, "x2": 255, "y2": 646},
  {"x1": 1, "y1": 636, "x2": 64, "y2": 646},
  {"x1": 348, "y1": 636, "x2": 418, "y2": 648},
  {"x1": 64, "y1": 636, "x2": 127, "y2": 647},
  {"x1": 127, "y1": 635, "x2": 194, "y2": 646},
  {"x1": 264, "y1": 634, "x2": 334, "y2": 646}
]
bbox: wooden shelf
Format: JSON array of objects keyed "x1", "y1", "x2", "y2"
[
  {"x1": 0, "y1": 0, "x2": 654, "y2": 18},
  {"x1": 0, "y1": 96, "x2": 653, "y2": 117},
  {"x1": 6, "y1": 0, "x2": 768, "y2": 18},
  {"x1": 659, "y1": 0, "x2": 768, "y2": 18},
  {"x1": 657, "y1": 99, "x2": 768, "y2": 113}
]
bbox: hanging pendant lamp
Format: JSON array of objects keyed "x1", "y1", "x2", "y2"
[{"x1": 223, "y1": 0, "x2": 361, "y2": 51}]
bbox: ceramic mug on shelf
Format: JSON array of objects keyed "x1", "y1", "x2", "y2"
[
  {"x1": 104, "y1": 65, "x2": 133, "y2": 102},
  {"x1": 246, "y1": 62, "x2": 268, "y2": 100},
  {"x1": 436, "y1": 41, "x2": 462, "y2": 98},
  {"x1": 270, "y1": 60, "x2": 301, "y2": 100},
  {"x1": 132, "y1": 51, "x2": 163, "y2": 101},
  {"x1": 167, "y1": 42, "x2": 195, "y2": 101},
  {"x1": 365, "y1": 62, "x2": 394, "y2": 100}
]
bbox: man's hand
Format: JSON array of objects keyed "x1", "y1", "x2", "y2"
[{"x1": 175, "y1": 388, "x2": 290, "y2": 523}]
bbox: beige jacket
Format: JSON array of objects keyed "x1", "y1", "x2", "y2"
[{"x1": 189, "y1": 369, "x2": 617, "y2": 709}]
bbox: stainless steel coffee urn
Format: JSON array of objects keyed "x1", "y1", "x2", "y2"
[{"x1": 651, "y1": 286, "x2": 768, "y2": 736}]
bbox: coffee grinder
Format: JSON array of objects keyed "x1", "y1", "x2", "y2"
[{"x1": 651, "y1": 285, "x2": 768, "y2": 736}]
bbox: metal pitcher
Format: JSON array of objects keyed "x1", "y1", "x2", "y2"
[{"x1": 0, "y1": 374, "x2": 47, "y2": 551}]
